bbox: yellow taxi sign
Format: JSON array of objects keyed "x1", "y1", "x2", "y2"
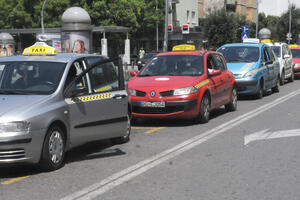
[
  {"x1": 260, "y1": 39, "x2": 274, "y2": 43},
  {"x1": 23, "y1": 42, "x2": 57, "y2": 56},
  {"x1": 289, "y1": 44, "x2": 299, "y2": 48},
  {"x1": 172, "y1": 44, "x2": 196, "y2": 51}
]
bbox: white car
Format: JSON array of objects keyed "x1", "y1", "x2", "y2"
[{"x1": 269, "y1": 42, "x2": 294, "y2": 85}]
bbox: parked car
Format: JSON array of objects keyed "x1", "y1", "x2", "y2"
[
  {"x1": 217, "y1": 38, "x2": 280, "y2": 99},
  {"x1": 137, "y1": 52, "x2": 158, "y2": 70},
  {"x1": 128, "y1": 44, "x2": 237, "y2": 123},
  {"x1": 290, "y1": 47, "x2": 300, "y2": 77},
  {"x1": 268, "y1": 42, "x2": 294, "y2": 84},
  {"x1": 0, "y1": 42, "x2": 130, "y2": 171}
]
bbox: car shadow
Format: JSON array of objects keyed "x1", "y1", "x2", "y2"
[
  {"x1": 238, "y1": 90, "x2": 273, "y2": 101},
  {"x1": 132, "y1": 107, "x2": 228, "y2": 127},
  {"x1": 0, "y1": 140, "x2": 125, "y2": 178}
]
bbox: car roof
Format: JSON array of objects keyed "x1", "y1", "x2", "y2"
[
  {"x1": 219, "y1": 43, "x2": 263, "y2": 48},
  {"x1": 156, "y1": 50, "x2": 208, "y2": 56},
  {"x1": 0, "y1": 53, "x2": 107, "y2": 63}
]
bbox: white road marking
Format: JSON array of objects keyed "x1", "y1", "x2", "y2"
[
  {"x1": 61, "y1": 89, "x2": 300, "y2": 200},
  {"x1": 244, "y1": 129, "x2": 300, "y2": 145}
]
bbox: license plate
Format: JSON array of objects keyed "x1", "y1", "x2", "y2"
[{"x1": 140, "y1": 101, "x2": 165, "y2": 108}]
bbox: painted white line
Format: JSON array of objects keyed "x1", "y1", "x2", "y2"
[
  {"x1": 244, "y1": 128, "x2": 300, "y2": 145},
  {"x1": 61, "y1": 89, "x2": 300, "y2": 200}
]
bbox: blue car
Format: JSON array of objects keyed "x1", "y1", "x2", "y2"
[{"x1": 217, "y1": 41, "x2": 280, "y2": 98}]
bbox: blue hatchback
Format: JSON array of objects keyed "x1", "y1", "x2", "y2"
[{"x1": 217, "y1": 41, "x2": 280, "y2": 98}]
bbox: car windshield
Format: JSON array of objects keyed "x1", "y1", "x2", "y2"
[
  {"x1": 218, "y1": 46, "x2": 259, "y2": 62},
  {"x1": 291, "y1": 49, "x2": 300, "y2": 58},
  {"x1": 139, "y1": 55, "x2": 204, "y2": 77},
  {"x1": 0, "y1": 61, "x2": 66, "y2": 95},
  {"x1": 271, "y1": 46, "x2": 281, "y2": 58}
]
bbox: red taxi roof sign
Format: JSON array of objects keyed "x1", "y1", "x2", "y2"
[
  {"x1": 172, "y1": 44, "x2": 196, "y2": 51},
  {"x1": 23, "y1": 42, "x2": 57, "y2": 56}
]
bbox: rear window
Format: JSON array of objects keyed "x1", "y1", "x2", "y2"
[{"x1": 218, "y1": 46, "x2": 259, "y2": 63}]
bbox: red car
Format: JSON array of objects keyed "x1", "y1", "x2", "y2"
[
  {"x1": 128, "y1": 45, "x2": 237, "y2": 123},
  {"x1": 291, "y1": 47, "x2": 300, "y2": 77}
]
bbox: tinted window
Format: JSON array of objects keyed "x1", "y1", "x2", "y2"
[
  {"x1": 0, "y1": 61, "x2": 66, "y2": 95},
  {"x1": 218, "y1": 46, "x2": 259, "y2": 62},
  {"x1": 291, "y1": 49, "x2": 300, "y2": 58},
  {"x1": 139, "y1": 55, "x2": 204, "y2": 77},
  {"x1": 213, "y1": 54, "x2": 226, "y2": 71}
]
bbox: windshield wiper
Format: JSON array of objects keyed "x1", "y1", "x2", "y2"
[{"x1": 138, "y1": 74, "x2": 152, "y2": 77}]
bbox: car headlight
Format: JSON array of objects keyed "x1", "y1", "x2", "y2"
[
  {"x1": 295, "y1": 63, "x2": 300, "y2": 68},
  {"x1": 0, "y1": 121, "x2": 30, "y2": 133},
  {"x1": 244, "y1": 69, "x2": 258, "y2": 78},
  {"x1": 173, "y1": 86, "x2": 198, "y2": 96},
  {"x1": 128, "y1": 88, "x2": 137, "y2": 96}
]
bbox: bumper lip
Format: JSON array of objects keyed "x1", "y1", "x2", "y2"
[
  {"x1": 0, "y1": 138, "x2": 32, "y2": 145},
  {"x1": 235, "y1": 79, "x2": 258, "y2": 86}
]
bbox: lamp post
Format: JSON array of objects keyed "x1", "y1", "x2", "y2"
[
  {"x1": 288, "y1": 0, "x2": 292, "y2": 44},
  {"x1": 156, "y1": 0, "x2": 159, "y2": 52},
  {"x1": 41, "y1": 0, "x2": 49, "y2": 34},
  {"x1": 255, "y1": 0, "x2": 259, "y2": 38}
]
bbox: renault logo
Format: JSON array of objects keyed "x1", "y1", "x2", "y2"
[{"x1": 150, "y1": 91, "x2": 156, "y2": 97}]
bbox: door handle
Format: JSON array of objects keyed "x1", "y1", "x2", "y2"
[{"x1": 113, "y1": 94, "x2": 127, "y2": 99}]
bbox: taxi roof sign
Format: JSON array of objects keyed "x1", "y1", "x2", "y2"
[
  {"x1": 23, "y1": 42, "x2": 57, "y2": 56},
  {"x1": 289, "y1": 44, "x2": 299, "y2": 48},
  {"x1": 243, "y1": 38, "x2": 260, "y2": 44},
  {"x1": 172, "y1": 44, "x2": 196, "y2": 51}
]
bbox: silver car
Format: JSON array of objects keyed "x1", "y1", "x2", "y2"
[{"x1": 0, "y1": 52, "x2": 130, "y2": 171}]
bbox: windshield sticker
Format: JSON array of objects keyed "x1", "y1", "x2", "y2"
[{"x1": 155, "y1": 78, "x2": 170, "y2": 81}]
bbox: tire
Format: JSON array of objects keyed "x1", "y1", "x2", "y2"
[
  {"x1": 279, "y1": 70, "x2": 285, "y2": 85},
  {"x1": 272, "y1": 76, "x2": 280, "y2": 93},
  {"x1": 288, "y1": 71, "x2": 294, "y2": 82},
  {"x1": 111, "y1": 114, "x2": 131, "y2": 144},
  {"x1": 40, "y1": 126, "x2": 65, "y2": 171},
  {"x1": 225, "y1": 87, "x2": 237, "y2": 112},
  {"x1": 195, "y1": 94, "x2": 210, "y2": 123},
  {"x1": 255, "y1": 81, "x2": 264, "y2": 99}
]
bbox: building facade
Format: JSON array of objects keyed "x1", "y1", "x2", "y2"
[{"x1": 198, "y1": 0, "x2": 258, "y2": 22}]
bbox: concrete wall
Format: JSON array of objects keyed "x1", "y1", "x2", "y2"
[{"x1": 169, "y1": 0, "x2": 199, "y2": 27}]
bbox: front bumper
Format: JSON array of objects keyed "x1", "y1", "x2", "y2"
[
  {"x1": 0, "y1": 129, "x2": 46, "y2": 164},
  {"x1": 131, "y1": 99, "x2": 198, "y2": 119},
  {"x1": 235, "y1": 79, "x2": 259, "y2": 95}
]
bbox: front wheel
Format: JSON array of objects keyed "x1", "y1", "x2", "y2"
[
  {"x1": 111, "y1": 114, "x2": 131, "y2": 144},
  {"x1": 288, "y1": 71, "x2": 294, "y2": 82},
  {"x1": 256, "y1": 83, "x2": 264, "y2": 99},
  {"x1": 40, "y1": 126, "x2": 65, "y2": 171},
  {"x1": 195, "y1": 94, "x2": 210, "y2": 123},
  {"x1": 280, "y1": 70, "x2": 285, "y2": 85},
  {"x1": 225, "y1": 87, "x2": 237, "y2": 112},
  {"x1": 272, "y1": 77, "x2": 280, "y2": 93}
]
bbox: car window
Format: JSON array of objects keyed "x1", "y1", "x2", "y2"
[
  {"x1": 139, "y1": 55, "x2": 204, "y2": 77},
  {"x1": 271, "y1": 46, "x2": 281, "y2": 58},
  {"x1": 291, "y1": 49, "x2": 300, "y2": 58},
  {"x1": 88, "y1": 61, "x2": 119, "y2": 93},
  {"x1": 64, "y1": 60, "x2": 87, "y2": 91},
  {"x1": 0, "y1": 61, "x2": 66, "y2": 94},
  {"x1": 212, "y1": 54, "x2": 226, "y2": 71},
  {"x1": 266, "y1": 47, "x2": 276, "y2": 61},
  {"x1": 218, "y1": 46, "x2": 259, "y2": 63},
  {"x1": 262, "y1": 47, "x2": 271, "y2": 62}
]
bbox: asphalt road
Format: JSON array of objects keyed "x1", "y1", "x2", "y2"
[{"x1": 1, "y1": 79, "x2": 300, "y2": 200}]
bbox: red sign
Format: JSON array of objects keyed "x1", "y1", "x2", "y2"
[
  {"x1": 168, "y1": 25, "x2": 173, "y2": 32},
  {"x1": 182, "y1": 24, "x2": 189, "y2": 34}
]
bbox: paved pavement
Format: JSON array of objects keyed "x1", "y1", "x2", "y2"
[{"x1": 1, "y1": 80, "x2": 300, "y2": 200}]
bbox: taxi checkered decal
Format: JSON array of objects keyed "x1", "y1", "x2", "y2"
[
  {"x1": 195, "y1": 79, "x2": 209, "y2": 89},
  {"x1": 72, "y1": 93, "x2": 112, "y2": 103}
]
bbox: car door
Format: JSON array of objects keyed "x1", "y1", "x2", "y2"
[
  {"x1": 66, "y1": 57, "x2": 128, "y2": 147},
  {"x1": 206, "y1": 54, "x2": 224, "y2": 107},
  {"x1": 283, "y1": 44, "x2": 293, "y2": 76},
  {"x1": 261, "y1": 47, "x2": 272, "y2": 89},
  {"x1": 266, "y1": 47, "x2": 279, "y2": 86}
]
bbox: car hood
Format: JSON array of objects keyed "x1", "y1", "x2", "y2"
[
  {"x1": 0, "y1": 95, "x2": 49, "y2": 119},
  {"x1": 227, "y1": 62, "x2": 258, "y2": 76},
  {"x1": 128, "y1": 76, "x2": 203, "y2": 91},
  {"x1": 293, "y1": 58, "x2": 300, "y2": 64}
]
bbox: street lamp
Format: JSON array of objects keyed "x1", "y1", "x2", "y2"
[
  {"x1": 163, "y1": 0, "x2": 169, "y2": 52},
  {"x1": 288, "y1": 0, "x2": 292, "y2": 44},
  {"x1": 41, "y1": 0, "x2": 49, "y2": 34}
]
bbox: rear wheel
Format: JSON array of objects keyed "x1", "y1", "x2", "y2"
[
  {"x1": 280, "y1": 70, "x2": 285, "y2": 85},
  {"x1": 225, "y1": 87, "x2": 237, "y2": 112},
  {"x1": 111, "y1": 114, "x2": 131, "y2": 144},
  {"x1": 195, "y1": 94, "x2": 210, "y2": 123},
  {"x1": 288, "y1": 71, "x2": 294, "y2": 82},
  {"x1": 272, "y1": 76, "x2": 280, "y2": 93},
  {"x1": 40, "y1": 126, "x2": 65, "y2": 171}
]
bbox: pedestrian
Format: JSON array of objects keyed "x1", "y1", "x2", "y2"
[{"x1": 139, "y1": 47, "x2": 145, "y2": 59}]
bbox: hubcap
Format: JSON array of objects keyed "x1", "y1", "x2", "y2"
[
  {"x1": 49, "y1": 131, "x2": 63, "y2": 164},
  {"x1": 203, "y1": 97, "x2": 210, "y2": 118},
  {"x1": 232, "y1": 89, "x2": 237, "y2": 106},
  {"x1": 126, "y1": 115, "x2": 131, "y2": 137}
]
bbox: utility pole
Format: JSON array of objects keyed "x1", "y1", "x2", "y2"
[
  {"x1": 288, "y1": 0, "x2": 292, "y2": 44},
  {"x1": 163, "y1": 0, "x2": 169, "y2": 52},
  {"x1": 41, "y1": 0, "x2": 49, "y2": 34},
  {"x1": 156, "y1": 0, "x2": 159, "y2": 52},
  {"x1": 255, "y1": 0, "x2": 259, "y2": 38}
]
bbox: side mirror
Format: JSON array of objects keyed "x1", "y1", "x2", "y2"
[
  {"x1": 284, "y1": 54, "x2": 290, "y2": 59},
  {"x1": 266, "y1": 60, "x2": 273, "y2": 65},
  {"x1": 130, "y1": 71, "x2": 138, "y2": 77},
  {"x1": 209, "y1": 69, "x2": 222, "y2": 76}
]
